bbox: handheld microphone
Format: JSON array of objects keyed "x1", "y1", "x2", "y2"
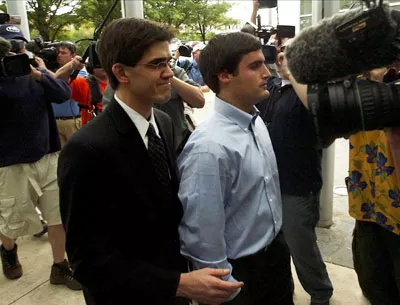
[{"x1": 285, "y1": 6, "x2": 400, "y2": 84}]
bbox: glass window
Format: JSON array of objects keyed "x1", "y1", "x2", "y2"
[
  {"x1": 300, "y1": 0, "x2": 312, "y2": 30},
  {"x1": 301, "y1": 0, "x2": 312, "y2": 15}
]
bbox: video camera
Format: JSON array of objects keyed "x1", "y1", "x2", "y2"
[
  {"x1": 0, "y1": 53, "x2": 31, "y2": 78},
  {"x1": 249, "y1": 15, "x2": 295, "y2": 64},
  {"x1": 300, "y1": 0, "x2": 400, "y2": 148},
  {"x1": 25, "y1": 36, "x2": 59, "y2": 70}
]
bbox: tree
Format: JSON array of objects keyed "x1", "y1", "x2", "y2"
[
  {"x1": 76, "y1": 0, "x2": 122, "y2": 30},
  {"x1": 27, "y1": 0, "x2": 81, "y2": 41},
  {"x1": 0, "y1": 0, "x2": 6, "y2": 13},
  {"x1": 185, "y1": 0, "x2": 237, "y2": 42},
  {"x1": 144, "y1": 0, "x2": 238, "y2": 42}
]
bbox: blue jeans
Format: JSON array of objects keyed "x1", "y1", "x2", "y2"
[{"x1": 281, "y1": 193, "x2": 333, "y2": 303}]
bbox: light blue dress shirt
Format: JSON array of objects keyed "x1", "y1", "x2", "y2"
[{"x1": 178, "y1": 96, "x2": 282, "y2": 288}]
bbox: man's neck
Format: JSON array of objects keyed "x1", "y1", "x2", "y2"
[
  {"x1": 115, "y1": 88, "x2": 152, "y2": 119},
  {"x1": 217, "y1": 92, "x2": 253, "y2": 114}
]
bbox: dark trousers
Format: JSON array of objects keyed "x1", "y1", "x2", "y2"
[
  {"x1": 353, "y1": 220, "x2": 400, "y2": 305},
  {"x1": 281, "y1": 193, "x2": 333, "y2": 303},
  {"x1": 83, "y1": 287, "x2": 189, "y2": 305},
  {"x1": 224, "y1": 232, "x2": 294, "y2": 305}
]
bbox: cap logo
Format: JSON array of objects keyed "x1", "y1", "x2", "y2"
[{"x1": 6, "y1": 26, "x2": 20, "y2": 33}]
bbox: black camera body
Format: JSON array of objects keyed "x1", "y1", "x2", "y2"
[
  {"x1": 254, "y1": 16, "x2": 296, "y2": 64},
  {"x1": 0, "y1": 53, "x2": 31, "y2": 77},
  {"x1": 258, "y1": 0, "x2": 277, "y2": 9},
  {"x1": 26, "y1": 36, "x2": 59, "y2": 70},
  {"x1": 178, "y1": 45, "x2": 193, "y2": 57}
]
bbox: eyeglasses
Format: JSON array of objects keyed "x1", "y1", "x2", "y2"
[{"x1": 136, "y1": 59, "x2": 175, "y2": 71}]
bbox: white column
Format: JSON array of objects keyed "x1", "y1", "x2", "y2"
[
  {"x1": 121, "y1": 0, "x2": 143, "y2": 19},
  {"x1": 314, "y1": 0, "x2": 340, "y2": 228},
  {"x1": 6, "y1": 0, "x2": 30, "y2": 40}
]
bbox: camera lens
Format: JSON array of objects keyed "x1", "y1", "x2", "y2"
[
  {"x1": 308, "y1": 78, "x2": 400, "y2": 148},
  {"x1": 178, "y1": 45, "x2": 192, "y2": 57}
]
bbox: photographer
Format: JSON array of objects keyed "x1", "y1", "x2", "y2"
[
  {"x1": 0, "y1": 30, "x2": 81, "y2": 290},
  {"x1": 256, "y1": 37, "x2": 333, "y2": 305},
  {"x1": 176, "y1": 43, "x2": 210, "y2": 93},
  {"x1": 345, "y1": 67, "x2": 400, "y2": 305},
  {"x1": 56, "y1": 56, "x2": 108, "y2": 126},
  {"x1": 51, "y1": 41, "x2": 87, "y2": 146}
]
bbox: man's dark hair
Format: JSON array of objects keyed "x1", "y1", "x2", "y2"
[
  {"x1": 97, "y1": 18, "x2": 175, "y2": 90},
  {"x1": 199, "y1": 32, "x2": 261, "y2": 94},
  {"x1": 58, "y1": 41, "x2": 76, "y2": 55}
]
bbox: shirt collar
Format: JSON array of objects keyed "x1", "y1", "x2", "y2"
[
  {"x1": 114, "y1": 93, "x2": 159, "y2": 142},
  {"x1": 281, "y1": 79, "x2": 291, "y2": 87},
  {"x1": 214, "y1": 96, "x2": 259, "y2": 130}
]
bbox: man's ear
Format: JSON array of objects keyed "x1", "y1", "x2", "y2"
[
  {"x1": 112, "y1": 63, "x2": 129, "y2": 84},
  {"x1": 217, "y1": 70, "x2": 232, "y2": 86},
  {"x1": 276, "y1": 52, "x2": 285, "y2": 66}
]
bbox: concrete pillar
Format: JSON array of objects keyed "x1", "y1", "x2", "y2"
[
  {"x1": 121, "y1": 0, "x2": 143, "y2": 19},
  {"x1": 313, "y1": 0, "x2": 340, "y2": 228},
  {"x1": 6, "y1": 0, "x2": 30, "y2": 40}
]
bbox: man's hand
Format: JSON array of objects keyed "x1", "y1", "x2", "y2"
[
  {"x1": 251, "y1": 0, "x2": 259, "y2": 24},
  {"x1": 253, "y1": 0, "x2": 259, "y2": 11},
  {"x1": 176, "y1": 268, "x2": 244, "y2": 305},
  {"x1": 34, "y1": 56, "x2": 47, "y2": 70},
  {"x1": 30, "y1": 65, "x2": 42, "y2": 81},
  {"x1": 71, "y1": 56, "x2": 85, "y2": 71}
]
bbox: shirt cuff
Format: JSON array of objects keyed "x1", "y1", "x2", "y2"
[{"x1": 187, "y1": 256, "x2": 241, "y2": 301}]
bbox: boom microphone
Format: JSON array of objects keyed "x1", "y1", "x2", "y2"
[{"x1": 285, "y1": 6, "x2": 400, "y2": 84}]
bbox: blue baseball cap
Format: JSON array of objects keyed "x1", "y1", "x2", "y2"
[{"x1": 0, "y1": 24, "x2": 27, "y2": 42}]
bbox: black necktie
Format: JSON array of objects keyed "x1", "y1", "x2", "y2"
[{"x1": 147, "y1": 123, "x2": 171, "y2": 194}]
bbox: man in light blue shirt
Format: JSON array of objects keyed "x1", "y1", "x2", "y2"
[{"x1": 178, "y1": 32, "x2": 294, "y2": 304}]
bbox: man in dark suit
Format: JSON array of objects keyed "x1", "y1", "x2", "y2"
[{"x1": 57, "y1": 18, "x2": 242, "y2": 305}]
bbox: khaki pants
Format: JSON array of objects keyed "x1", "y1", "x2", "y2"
[
  {"x1": 56, "y1": 118, "x2": 81, "y2": 147},
  {"x1": 0, "y1": 153, "x2": 61, "y2": 239}
]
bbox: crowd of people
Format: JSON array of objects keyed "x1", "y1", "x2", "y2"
[{"x1": 0, "y1": 1, "x2": 399, "y2": 305}]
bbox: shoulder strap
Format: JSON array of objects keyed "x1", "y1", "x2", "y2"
[{"x1": 85, "y1": 75, "x2": 103, "y2": 110}]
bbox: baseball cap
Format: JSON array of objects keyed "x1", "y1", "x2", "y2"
[
  {"x1": 0, "y1": 24, "x2": 27, "y2": 42},
  {"x1": 192, "y1": 42, "x2": 206, "y2": 53}
]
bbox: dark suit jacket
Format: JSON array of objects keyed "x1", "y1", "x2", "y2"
[{"x1": 58, "y1": 99, "x2": 188, "y2": 305}]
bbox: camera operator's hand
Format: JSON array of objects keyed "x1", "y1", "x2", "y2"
[
  {"x1": 34, "y1": 56, "x2": 47, "y2": 70},
  {"x1": 71, "y1": 56, "x2": 85, "y2": 71},
  {"x1": 55, "y1": 56, "x2": 84, "y2": 81},
  {"x1": 253, "y1": 0, "x2": 259, "y2": 11},
  {"x1": 174, "y1": 48, "x2": 181, "y2": 60},
  {"x1": 30, "y1": 65, "x2": 42, "y2": 81},
  {"x1": 251, "y1": 0, "x2": 260, "y2": 24}
]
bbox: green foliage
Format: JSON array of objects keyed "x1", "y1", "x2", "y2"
[
  {"x1": 26, "y1": 0, "x2": 81, "y2": 42},
  {"x1": 22, "y1": 0, "x2": 237, "y2": 47},
  {"x1": 76, "y1": 0, "x2": 122, "y2": 30},
  {"x1": 144, "y1": 0, "x2": 239, "y2": 42},
  {"x1": 0, "y1": 0, "x2": 6, "y2": 13}
]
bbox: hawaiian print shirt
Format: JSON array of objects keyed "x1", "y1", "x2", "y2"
[{"x1": 347, "y1": 130, "x2": 400, "y2": 236}]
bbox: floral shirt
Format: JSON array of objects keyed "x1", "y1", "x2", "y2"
[{"x1": 347, "y1": 131, "x2": 400, "y2": 236}]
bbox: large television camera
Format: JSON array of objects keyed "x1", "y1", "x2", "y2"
[
  {"x1": 25, "y1": 36, "x2": 59, "y2": 70},
  {"x1": 286, "y1": 0, "x2": 400, "y2": 148},
  {"x1": 0, "y1": 53, "x2": 31, "y2": 78}
]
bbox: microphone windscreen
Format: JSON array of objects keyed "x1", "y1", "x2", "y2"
[{"x1": 286, "y1": 7, "x2": 399, "y2": 84}]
